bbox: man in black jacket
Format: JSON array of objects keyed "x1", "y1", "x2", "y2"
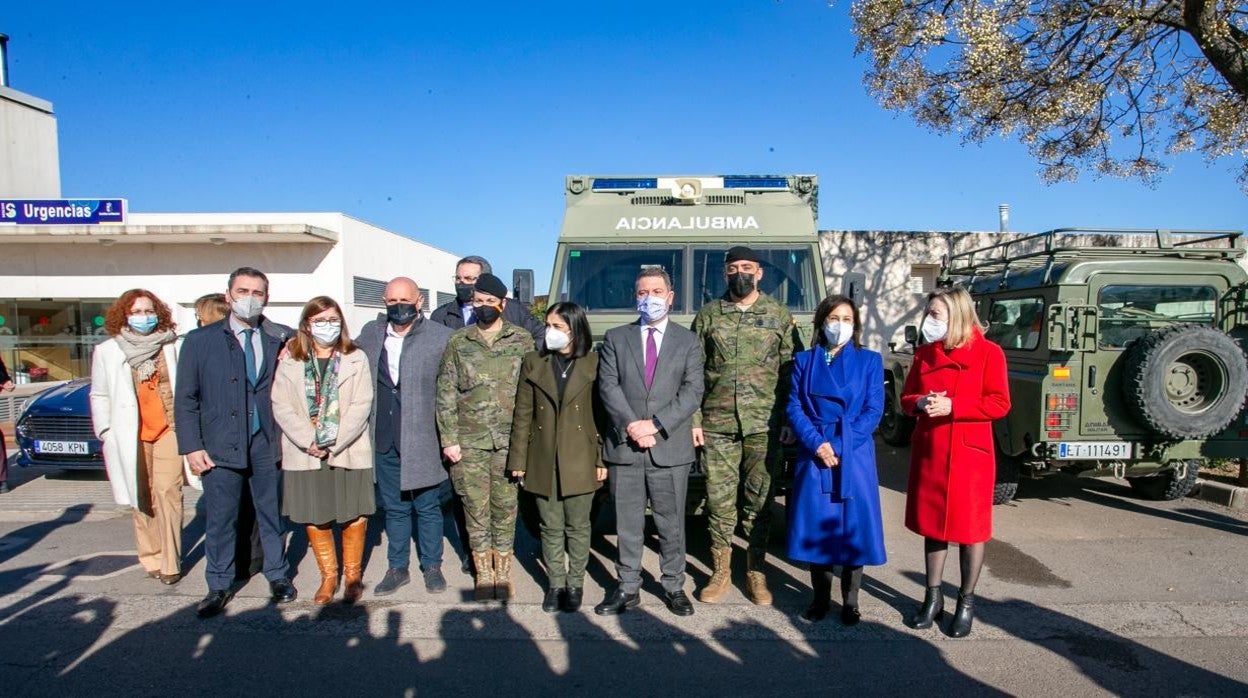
[{"x1": 429, "y1": 255, "x2": 544, "y2": 341}]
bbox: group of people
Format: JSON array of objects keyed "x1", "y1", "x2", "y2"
[{"x1": 89, "y1": 246, "x2": 1009, "y2": 637}]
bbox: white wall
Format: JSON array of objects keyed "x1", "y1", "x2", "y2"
[
  {"x1": 0, "y1": 212, "x2": 461, "y2": 339},
  {"x1": 339, "y1": 214, "x2": 460, "y2": 333},
  {"x1": 0, "y1": 87, "x2": 60, "y2": 197}
]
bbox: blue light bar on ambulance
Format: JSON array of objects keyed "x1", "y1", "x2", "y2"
[
  {"x1": 591, "y1": 178, "x2": 658, "y2": 191},
  {"x1": 723, "y1": 176, "x2": 789, "y2": 189}
]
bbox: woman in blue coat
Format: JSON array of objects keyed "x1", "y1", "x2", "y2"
[{"x1": 786, "y1": 295, "x2": 886, "y2": 625}]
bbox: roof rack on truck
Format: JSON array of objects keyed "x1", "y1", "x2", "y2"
[{"x1": 941, "y1": 228, "x2": 1244, "y2": 286}]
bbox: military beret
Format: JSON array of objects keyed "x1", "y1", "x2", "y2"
[
  {"x1": 725, "y1": 246, "x2": 760, "y2": 264},
  {"x1": 474, "y1": 273, "x2": 508, "y2": 299}
]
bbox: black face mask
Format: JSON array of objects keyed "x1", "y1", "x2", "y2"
[
  {"x1": 455, "y1": 284, "x2": 475, "y2": 304},
  {"x1": 474, "y1": 305, "x2": 502, "y2": 326},
  {"x1": 386, "y1": 302, "x2": 418, "y2": 327},
  {"x1": 727, "y1": 272, "x2": 757, "y2": 299}
]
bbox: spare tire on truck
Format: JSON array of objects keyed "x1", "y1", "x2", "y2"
[{"x1": 1123, "y1": 324, "x2": 1248, "y2": 440}]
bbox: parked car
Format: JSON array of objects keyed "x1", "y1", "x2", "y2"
[{"x1": 13, "y1": 378, "x2": 104, "y2": 469}]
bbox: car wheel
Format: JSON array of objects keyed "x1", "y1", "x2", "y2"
[
  {"x1": 993, "y1": 438, "x2": 1021, "y2": 505},
  {"x1": 1126, "y1": 460, "x2": 1201, "y2": 501},
  {"x1": 1124, "y1": 324, "x2": 1248, "y2": 440},
  {"x1": 879, "y1": 381, "x2": 915, "y2": 447}
]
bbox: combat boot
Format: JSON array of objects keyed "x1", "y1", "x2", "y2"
[
  {"x1": 698, "y1": 547, "x2": 733, "y2": 604},
  {"x1": 472, "y1": 550, "x2": 495, "y2": 602},
  {"x1": 494, "y1": 550, "x2": 515, "y2": 601},
  {"x1": 305, "y1": 525, "x2": 338, "y2": 605},
  {"x1": 744, "y1": 548, "x2": 773, "y2": 606}
]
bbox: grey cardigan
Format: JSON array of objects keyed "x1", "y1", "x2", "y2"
[{"x1": 355, "y1": 314, "x2": 453, "y2": 490}]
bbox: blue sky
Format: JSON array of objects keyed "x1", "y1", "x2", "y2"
[{"x1": 3, "y1": 1, "x2": 1244, "y2": 292}]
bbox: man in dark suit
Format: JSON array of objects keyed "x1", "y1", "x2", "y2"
[
  {"x1": 594, "y1": 266, "x2": 704, "y2": 617},
  {"x1": 429, "y1": 255, "x2": 544, "y2": 341},
  {"x1": 176, "y1": 267, "x2": 296, "y2": 618}
]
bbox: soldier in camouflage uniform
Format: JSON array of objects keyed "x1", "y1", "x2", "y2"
[
  {"x1": 436, "y1": 274, "x2": 534, "y2": 601},
  {"x1": 691, "y1": 246, "x2": 796, "y2": 605}
]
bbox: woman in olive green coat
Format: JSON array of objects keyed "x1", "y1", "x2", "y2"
[{"x1": 509, "y1": 302, "x2": 606, "y2": 613}]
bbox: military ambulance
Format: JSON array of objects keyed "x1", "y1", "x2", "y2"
[
  {"x1": 544, "y1": 175, "x2": 828, "y2": 515},
  {"x1": 547, "y1": 175, "x2": 827, "y2": 347}
]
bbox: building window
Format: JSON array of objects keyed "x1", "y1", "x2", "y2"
[
  {"x1": 0, "y1": 298, "x2": 111, "y2": 382},
  {"x1": 353, "y1": 276, "x2": 387, "y2": 308},
  {"x1": 909, "y1": 265, "x2": 938, "y2": 295}
]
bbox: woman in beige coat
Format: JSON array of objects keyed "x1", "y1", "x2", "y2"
[
  {"x1": 272, "y1": 296, "x2": 375, "y2": 604},
  {"x1": 509, "y1": 302, "x2": 606, "y2": 613}
]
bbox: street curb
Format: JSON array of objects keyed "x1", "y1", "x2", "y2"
[{"x1": 1192, "y1": 478, "x2": 1248, "y2": 510}]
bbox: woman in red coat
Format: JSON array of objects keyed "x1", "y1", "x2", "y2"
[{"x1": 901, "y1": 287, "x2": 1010, "y2": 637}]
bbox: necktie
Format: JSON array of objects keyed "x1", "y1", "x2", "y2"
[
  {"x1": 243, "y1": 328, "x2": 261, "y2": 435},
  {"x1": 644, "y1": 327, "x2": 658, "y2": 390}
]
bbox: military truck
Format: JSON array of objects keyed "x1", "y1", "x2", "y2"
[
  {"x1": 546, "y1": 175, "x2": 826, "y2": 346},
  {"x1": 542, "y1": 175, "x2": 826, "y2": 517},
  {"x1": 881, "y1": 228, "x2": 1248, "y2": 504}
]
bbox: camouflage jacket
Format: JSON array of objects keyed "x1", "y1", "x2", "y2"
[
  {"x1": 692, "y1": 292, "x2": 796, "y2": 435},
  {"x1": 436, "y1": 322, "x2": 535, "y2": 450}
]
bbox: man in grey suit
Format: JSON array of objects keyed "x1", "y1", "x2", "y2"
[{"x1": 594, "y1": 266, "x2": 705, "y2": 617}]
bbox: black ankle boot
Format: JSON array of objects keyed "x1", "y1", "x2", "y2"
[
  {"x1": 949, "y1": 592, "x2": 974, "y2": 637},
  {"x1": 909, "y1": 586, "x2": 944, "y2": 629},
  {"x1": 800, "y1": 600, "x2": 830, "y2": 623}
]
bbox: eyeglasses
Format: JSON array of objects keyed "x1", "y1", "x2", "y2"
[
  {"x1": 310, "y1": 320, "x2": 342, "y2": 329},
  {"x1": 455, "y1": 275, "x2": 480, "y2": 284}
]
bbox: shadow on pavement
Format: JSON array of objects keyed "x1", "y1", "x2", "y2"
[{"x1": 897, "y1": 571, "x2": 1246, "y2": 696}]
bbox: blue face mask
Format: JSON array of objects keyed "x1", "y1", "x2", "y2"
[
  {"x1": 637, "y1": 294, "x2": 669, "y2": 323},
  {"x1": 128, "y1": 314, "x2": 158, "y2": 335}
]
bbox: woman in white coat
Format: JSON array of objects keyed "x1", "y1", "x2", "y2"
[{"x1": 90, "y1": 289, "x2": 192, "y2": 584}]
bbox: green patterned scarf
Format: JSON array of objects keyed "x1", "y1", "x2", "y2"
[{"x1": 305, "y1": 353, "x2": 341, "y2": 448}]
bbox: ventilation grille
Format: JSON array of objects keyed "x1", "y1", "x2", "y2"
[
  {"x1": 353, "y1": 276, "x2": 387, "y2": 308},
  {"x1": 630, "y1": 196, "x2": 676, "y2": 206},
  {"x1": 436, "y1": 291, "x2": 455, "y2": 308},
  {"x1": 418, "y1": 288, "x2": 432, "y2": 312},
  {"x1": 705, "y1": 194, "x2": 746, "y2": 205}
]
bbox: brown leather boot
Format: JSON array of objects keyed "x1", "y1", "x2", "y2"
[
  {"x1": 698, "y1": 547, "x2": 733, "y2": 603},
  {"x1": 306, "y1": 524, "x2": 338, "y2": 605},
  {"x1": 341, "y1": 517, "x2": 367, "y2": 604},
  {"x1": 494, "y1": 550, "x2": 514, "y2": 601},
  {"x1": 744, "y1": 548, "x2": 773, "y2": 606},
  {"x1": 473, "y1": 550, "x2": 495, "y2": 602}
]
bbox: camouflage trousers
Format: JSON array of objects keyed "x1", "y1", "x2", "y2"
[
  {"x1": 703, "y1": 431, "x2": 780, "y2": 554},
  {"x1": 449, "y1": 447, "x2": 519, "y2": 554}
]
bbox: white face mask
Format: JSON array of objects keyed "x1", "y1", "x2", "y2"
[
  {"x1": 310, "y1": 322, "x2": 341, "y2": 346},
  {"x1": 921, "y1": 316, "x2": 948, "y2": 343},
  {"x1": 231, "y1": 295, "x2": 265, "y2": 322},
  {"x1": 823, "y1": 321, "x2": 854, "y2": 347},
  {"x1": 637, "y1": 295, "x2": 669, "y2": 323},
  {"x1": 544, "y1": 327, "x2": 570, "y2": 352}
]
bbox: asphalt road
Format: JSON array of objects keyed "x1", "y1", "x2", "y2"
[{"x1": 1, "y1": 439, "x2": 1246, "y2": 696}]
